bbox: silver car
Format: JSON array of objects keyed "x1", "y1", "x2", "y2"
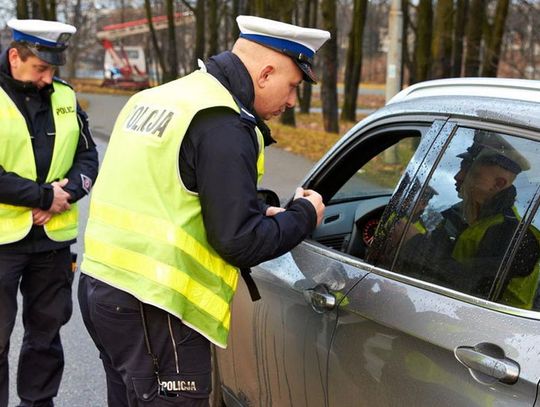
[{"x1": 214, "y1": 78, "x2": 540, "y2": 407}]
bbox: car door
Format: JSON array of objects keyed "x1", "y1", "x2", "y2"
[
  {"x1": 218, "y1": 118, "x2": 447, "y2": 407},
  {"x1": 326, "y1": 122, "x2": 540, "y2": 406}
]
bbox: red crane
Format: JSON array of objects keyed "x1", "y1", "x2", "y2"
[{"x1": 97, "y1": 11, "x2": 193, "y2": 90}]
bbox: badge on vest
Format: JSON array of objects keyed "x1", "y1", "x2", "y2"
[
  {"x1": 56, "y1": 106, "x2": 75, "y2": 115},
  {"x1": 123, "y1": 104, "x2": 175, "y2": 138}
]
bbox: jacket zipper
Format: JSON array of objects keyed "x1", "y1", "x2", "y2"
[{"x1": 168, "y1": 314, "x2": 180, "y2": 374}]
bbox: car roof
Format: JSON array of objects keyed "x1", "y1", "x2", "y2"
[{"x1": 387, "y1": 77, "x2": 540, "y2": 105}]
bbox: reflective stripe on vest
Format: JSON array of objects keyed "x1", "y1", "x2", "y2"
[
  {"x1": 453, "y1": 208, "x2": 540, "y2": 310},
  {"x1": 82, "y1": 70, "x2": 264, "y2": 348},
  {"x1": 0, "y1": 81, "x2": 79, "y2": 244}
]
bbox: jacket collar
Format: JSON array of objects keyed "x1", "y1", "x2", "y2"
[{"x1": 206, "y1": 51, "x2": 275, "y2": 146}]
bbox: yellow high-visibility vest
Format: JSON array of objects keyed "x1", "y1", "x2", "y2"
[
  {"x1": 82, "y1": 70, "x2": 265, "y2": 348},
  {"x1": 453, "y1": 208, "x2": 540, "y2": 310},
  {"x1": 0, "y1": 81, "x2": 79, "y2": 244}
]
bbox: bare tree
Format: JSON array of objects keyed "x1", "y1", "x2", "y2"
[
  {"x1": 341, "y1": 0, "x2": 368, "y2": 122},
  {"x1": 481, "y1": 0, "x2": 510, "y2": 76},
  {"x1": 412, "y1": 0, "x2": 432, "y2": 83},
  {"x1": 321, "y1": 0, "x2": 339, "y2": 133},
  {"x1": 208, "y1": 0, "x2": 218, "y2": 56},
  {"x1": 451, "y1": 0, "x2": 468, "y2": 77},
  {"x1": 65, "y1": 0, "x2": 83, "y2": 79},
  {"x1": 431, "y1": 0, "x2": 454, "y2": 78},
  {"x1": 165, "y1": 0, "x2": 178, "y2": 80},
  {"x1": 299, "y1": 0, "x2": 318, "y2": 114},
  {"x1": 145, "y1": 0, "x2": 167, "y2": 82},
  {"x1": 194, "y1": 0, "x2": 206, "y2": 68},
  {"x1": 464, "y1": 0, "x2": 485, "y2": 76},
  {"x1": 17, "y1": 0, "x2": 29, "y2": 18},
  {"x1": 38, "y1": 0, "x2": 56, "y2": 20}
]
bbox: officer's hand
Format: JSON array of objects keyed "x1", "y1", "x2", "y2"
[
  {"x1": 32, "y1": 208, "x2": 52, "y2": 225},
  {"x1": 49, "y1": 178, "x2": 71, "y2": 214},
  {"x1": 266, "y1": 206, "x2": 285, "y2": 216},
  {"x1": 293, "y1": 187, "x2": 325, "y2": 226}
]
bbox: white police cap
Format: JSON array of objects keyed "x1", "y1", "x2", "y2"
[
  {"x1": 458, "y1": 131, "x2": 530, "y2": 174},
  {"x1": 236, "y1": 15, "x2": 330, "y2": 83},
  {"x1": 7, "y1": 18, "x2": 76, "y2": 66}
]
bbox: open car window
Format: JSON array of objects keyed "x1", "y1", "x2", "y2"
[
  {"x1": 329, "y1": 137, "x2": 419, "y2": 203},
  {"x1": 309, "y1": 121, "x2": 446, "y2": 258}
]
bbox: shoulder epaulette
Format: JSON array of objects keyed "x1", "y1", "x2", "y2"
[
  {"x1": 231, "y1": 95, "x2": 257, "y2": 125},
  {"x1": 53, "y1": 76, "x2": 73, "y2": 89}
]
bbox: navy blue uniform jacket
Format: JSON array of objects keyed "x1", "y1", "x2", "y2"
[
  {"x1": 179, "y1": 51, "x2": 317, "y2": 269},
  {"x1": 0, "y1": 50, "x2": 99, "y2": 253}
]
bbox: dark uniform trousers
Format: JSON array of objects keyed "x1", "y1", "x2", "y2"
[
  {"x1": 78, "y1": 274, "x2": 211, "y2": 407},
  {"x1": 0, "y1": 248, "x2": 73, "y2": 407}
]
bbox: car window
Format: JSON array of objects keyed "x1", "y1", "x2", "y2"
[
  {"x1": 330, "y1": 137, "x2": 419, "y2": 202},
  {"x1": 310, "y1": 122, "x2": 447, "y2": 258},
  {"x1": 376, "y1": 126, "x2": 540, "y2": 310}
]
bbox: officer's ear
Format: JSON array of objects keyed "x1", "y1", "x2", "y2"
[
  {"x1": 8, "y1": 48, "x2": 21, "y2": 69},
  {"x1": 256, "y1": 65, "x2": 274, "y2": 88},
  {"x1": 494, "y1": 176, "x2": 509, "y2": 191}
]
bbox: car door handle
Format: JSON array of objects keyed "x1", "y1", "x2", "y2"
[
  {"x1": 303, "y1": 284, "x2": 336, "y2": 313},
  {"x1": 454, "y1": 344, "x2": 520, "y2": 385}
]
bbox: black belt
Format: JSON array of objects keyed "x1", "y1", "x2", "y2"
[{"x1": 240, "y1": 268, "x2": 261, "y2": 301}]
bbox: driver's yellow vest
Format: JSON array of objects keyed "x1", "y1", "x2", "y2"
[
  {"x1": 453, "y1": 208, "x2": 540, "y2": 310},
  {"x1": 82, "y1": 70, "x2": 265, "y2": 348},
  {"x1": 0, "y1": 81, "x2": 79, "y2": 244}
]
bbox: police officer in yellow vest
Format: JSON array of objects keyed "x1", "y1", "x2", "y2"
[
  {"x1": 78, "y1": 16, "x2": 328, "y2": 406},
  {"x1": 0, "y1": 19, "x2": 98, "y2": 407},
  {"x1": 399, "y1": 132, "x2": 540, "y2": 309}
]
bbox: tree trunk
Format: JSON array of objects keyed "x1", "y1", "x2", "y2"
[
  {"x1": 66, "y1": 0, "x2": 82, "y2": 79},
  {"x1": 193, "y1": 0, "x2": 206, "y2": 69},
  {"x1": 145, "y1": 0, "x2": 167, "y2": 83},
  {"x1": 341, "y1": 0, "x2": 368, "y2": 122},
  {"x1": 299, "y1": 0, "x2": 318, "y2": 114},
  {"x1": 481, "y1": 0, "x2": 510, "y2": 76},
  {"x1": 37, "y1": 0, "x2": 55, "y2": 20},
  {"x1": 165, "y1": 0, "x2": 178, "y2": 81},
  {"x1": 321, "y1": 0, "x2": 339, "y2": 133},
  {"x1": 49, "y1": 0, "x2": 56, "y2": 20},
  {"x1": 208, "y1": 0, "x2": 218, "y2": 56},
  {"x1": 431, "y1": 0, "x2": 454, "y2": 78},
  {"x1": 17, "y1": 0, "x2": 28, "y2": 18},
  {"x1": 278, "y1": 1, "x2": 297, "y2": 127},
  {"x1": 412, "y1": 0, "x2": 432, "y2": 83},
  {"x1": 451, "y1": 0, "x2": 468, "y2": 77},
  {"x1": 38, "y1": 0, "x2": 46, "y2": 19},
  {"x1": 401, "y1": 0, "x2": 410, "y2": 86},
  {"x1": 463, "y1": 0, "x2": 485, "y2": 76}
]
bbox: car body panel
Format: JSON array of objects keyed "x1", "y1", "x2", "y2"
[{"x1": 328, "y1": 271, "x2": 540, "y2": 406}]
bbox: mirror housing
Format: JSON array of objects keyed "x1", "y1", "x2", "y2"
[{"x1": 257, "y1": 189, "x2": 281, "y2": 207}]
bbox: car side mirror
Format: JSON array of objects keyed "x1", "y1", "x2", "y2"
[{"x1": 257, "y1": 189, "x2": 281, "y2": 207}]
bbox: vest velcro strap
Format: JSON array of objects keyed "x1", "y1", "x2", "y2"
[{"x1": 85, "y1": 235, "x2": 231, "y2": 329}]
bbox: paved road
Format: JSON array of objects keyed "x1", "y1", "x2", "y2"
[{"x1": 8, "y1": 93, "x2": 316, "y2": 406}]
